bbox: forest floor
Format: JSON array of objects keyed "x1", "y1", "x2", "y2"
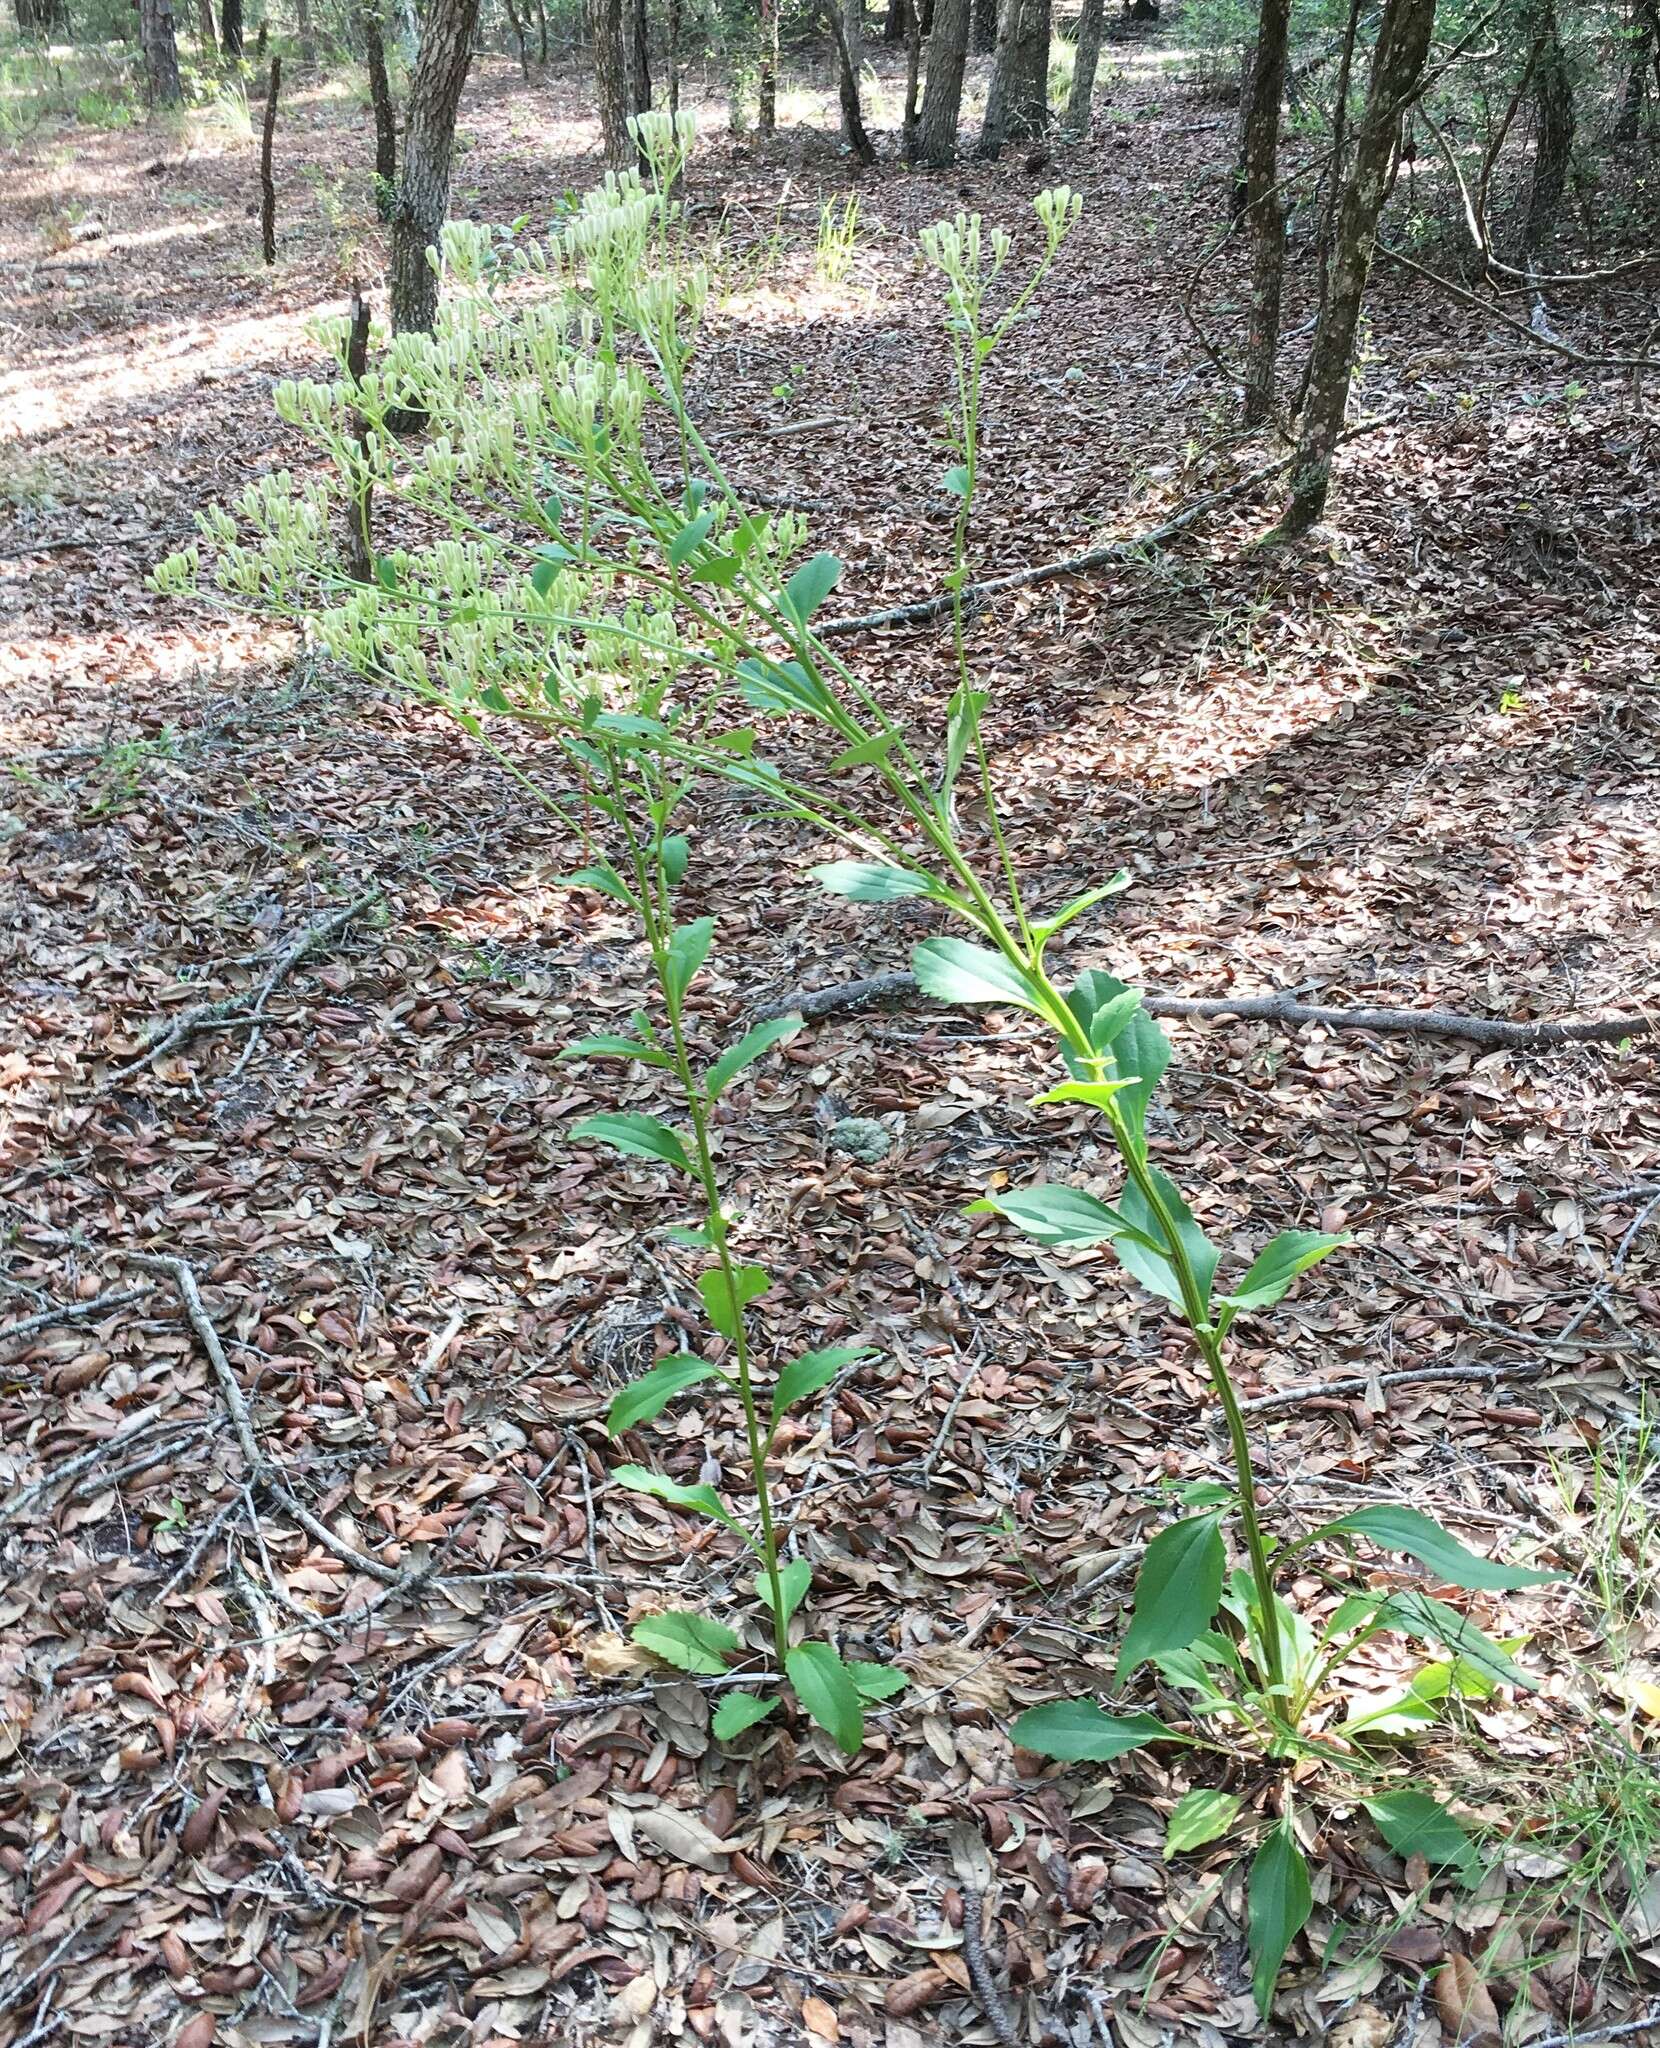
[{"x1": 3, "y1": 26, "x2": 1660, "y2": 2048}]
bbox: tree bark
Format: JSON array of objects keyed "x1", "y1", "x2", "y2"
[
  {"x1": 1615, "y1": 0, "x2": 1657, "y2": 138},
  {"x1": 828, "y1": 0, "x2": 874, "y2": 160},
  {"x1": 139, "y1": 0, "x2": 184, "y2": 105},
  {"x1": 194, "y1": 0, "x2": 216, "y2": 52},
  {"x1": 15, "y1": 0, "x2": 69, "y2": 34},
  {"x1": 1523, "y1": 0, "x2": 1574, "y2": 259},
  {"x1": 259, "y1": 58, "x2": 280, "y2": 264},
  {"x1": 1240, "y1": 0, "x2": 1291, "y2": 424},
  {"x1": 758, "y1": 0, "x2": 778, "y2": 135},
  {"x1": 362, "y1": 2, "x2": 397, "y2": 216},
  {"x1": 591, "y1": 0, "x2": 631, "y2": 161},
  {"x1": 1062, "y1": 0, "x2": 1105, "y2": 135},
  {"x1": 972, "y1": 0, "x2": 996, "y2": 57},
  {"x1": 390, "y1": 0, "x2": 480, "y2": 338},
  {"x1": 977, "y1": 0, "x2": 1050, "y2": 156},
  {"x1": 1281, "y1": 0, "x2": 1436, "y2": 535},
  {"x1": 344, "y1": 288, "x2": 376, "y2": 584},
  {"x1": 884, "y1": 0, "x2": 905, "y2": 38},
  {"x1": 666, "y1": 0, "x2": 679, "y2": 108},
  {"x1": 627, "y1": 0, "x2": 652, "y2": 122},
  {"x1": 503, "y1": 0, "x2": 531, "y2": 75},
  {"x1": 295, "y1": 0, "x2": 315, "y2": 61},
  {"x1": 916, "y1": 0, "x2": 970, "y2": 163},
  {"x1": 220, "y1": 0, "x2": 242, "y2": 58}
]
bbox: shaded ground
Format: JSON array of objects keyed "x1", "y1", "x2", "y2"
[{"x1": 3, "y1": 30, "x2": 1660, "y2": 2048}]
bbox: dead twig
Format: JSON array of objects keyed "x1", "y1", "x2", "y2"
[
  {"x1": 100, "y1": 892, "x2": 376, "y2": 1089},
  {"x1": 960, "y1": 1888, "x2": 1020, "y2": 2048},
  {"x1": 0, "y1": 1284, "x2": 150, "y2": 1351},
  {"x1": 759, "y1": 972, "x2": 1658, "y2": 1049},
  {"x1": 1239, "y1": 1358, "x2": 1557, "y2": 1415},
  {"x1": 128, "y1": 1251, "x2": 406, "y2": 1586}
]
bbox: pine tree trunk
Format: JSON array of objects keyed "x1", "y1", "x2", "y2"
[
  {"x1": 758, "y1": 0, "x2": 778, "y2": 134},
  {"x1": 195, "y1": 0, "x2": 216, "y2": 52},
  {"x1": 139, "y1": 0, "x2": 184, "y2": 104},
  {"x1": 362, "y1": 2, "x2": 397, "y2": 215},
  {"x1": 916, "y1": 0, "x2": 970, "y2": 163},
  {"x1": 1282, "y1": 0, "x2": 1436, "y2": 535},
  {"x1": 1240, "y1": 0, "x2": 1290, "y2": 424},
  {"x1": 977, "y1": 0, "x2": 1049, "y2": 156},
  {"x1": 591, "y1": 0, "x2": 630, "y2": 160},
  {"x1": 972, "y1": 0, "x2": 996, "y2": 57},
  {"x1": 884, "y1": 0, "x2": 904, "y2": 39},
  {"x1": 902, "y1": 0, "x2": 922, "y2": 151},
  {"x1": 627, "y1": 0, "x2": 652, "y2": 119},
  {"x1": 390, "y1": 0, "x2": 480, "y2": 338},
  {"x1": 666, "y1": 0, "x2": 679, "y2": 108},
  {"x1": 1062, "y1": 0, "x2": 1104, "y2": 134},
  {"x1": 1616, "y1": 0, "x2": 1656, "y2": 137},
  {"x1": 220, "y1": 0, "x2": 242, "y2": 58},
  {"x1": 259, "y1": 57, "x2": 280, "y2": 263},
  {"x1": 1523, "y1": 0, "x2": 1574, "y2": 258}
]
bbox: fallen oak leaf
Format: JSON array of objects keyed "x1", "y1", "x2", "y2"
[
  {"x1": 884, "y1": 1967, "x2": 954, "y2": 2019},
  {"x1": 635, "y1": 1802, "x2": 734, "y2": 1874},
  {"x1": 1435, "y1": 1955, "x2": 1502, "y2": 2047}
]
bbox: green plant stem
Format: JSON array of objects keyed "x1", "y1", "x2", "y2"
[{"x1": 609, "y1": 758, "x2": 791, "y2": 1667}]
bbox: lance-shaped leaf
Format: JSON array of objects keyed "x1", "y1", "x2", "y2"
[
  {"x1": 756, "y1": 1558, "x2": 812, "y2": 1625},
  {"x1": 1316, "y1": 1505, "x2": 1563, "y2": 1591},
  {"x1": 942, "y1": 688, "x2": 988, "y2": 796},
  {"x1": 786, "y1": 1641, "x2": 864, "y2": 1754},
  {"x1": 1164, "y1": 1788, "x2": 1243, "y2": 1859},
  {"x1": 1379, "y1": 1591, "x2": 1538, "y2": 1690},
  {"x1": 570, "y1": 1113, "x2": 692, "y2": 1174},
  {"x1": 1220, "y1": 1230, "x2": 1348, "y2": 1321},
  {"x1": 559, "y1": 1035, "x2": 672, "y2": 1069},
  {"x1": 1363, "y1": 1790, "x2": 1480, "y2": 1876},
  {"x1": 966, "y1": 1183, "x2": 1144, "y2": 1250},
  {"x1": 1011, "y1": 1700, "x2": 1181, "y2": 1762},
  {"x1": 607, "y1": 1356, "x2": 721, "y2": 1437},
  {"x1": 1033, "y1": 871, "x2": 1131, "y2": 946},
  {"x1": 737, "y1": 656, "x2": 836, "y2": 716},
  {"x1": 613, "y1": 1465, "x2": 751, "y2": 1544},
  {"x1": 778, "y1": 551, "x2": 842, "y2": 626},
  {"x1": 1117, "y1": 1513, "x2": 1226, "y2": 1681},
  {"x1": 561, "y1": 861, "x2": 633, "y2": 905},
  {"x1": 633, "y1": 1611, "x2": 738, "y2": 1675},
  {"x1": 769, "y1": 1344, "x2": 872, "y2": 1433},
  {"x1": 664, "y1": 917, "x2": 716, "y2": 1007},
  {"x1": 912, "y1": 937, "x2": 1047, "y2": 1016},
  {"x1": 810, "y1": 860, "x2": 936, "y2": 902},
  {"x1": 712, "y1": 1692, "x2": 779, "y2": 1740},
  {"x1": 706, "y1": 1015, "x2": 801, "y2": 1099},
  {"x1": 1111, "y1": 1169, "x2": 1220, "y2": 1312},
  {"x1": 698, "y1": 1264, "x2": 770, "y2": 1343},
  {"x1": 1247, "y1": 1822, "x2": 1312, "y2": 2015}
]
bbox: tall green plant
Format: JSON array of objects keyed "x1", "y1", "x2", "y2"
[{"x1": 155, "y1": 109, "x2": 1564, "y2": 2006}]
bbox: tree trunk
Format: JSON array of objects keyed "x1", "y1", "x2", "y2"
[
  {"x1": 590, "y1": 0, "x2": 632, "y2": 163},
  {"x1": 295, "y1": 0, "x2": 315, "y2": 61},
  {"x1": 666, "y1": 0, "x2": 679, "y2": 108},
  {"x1": 916, "y1": 0, "x2": 970, "y2": 163},
  {"x1": 1616, "y1": 0, "x2": 1656, "y2": 137},
  {"x1": 627, "y1": 0, "x2": 652, "y2": 120},
  {"x1": 828, "y1": 0, "x2": 874, "y2": 159},
  {"x1": 1282, "y1": 0, "x2": 1436, "y2": 535},
  {"x1": 259, "y1": 57, "x2": 280, "y2": 264},
  {"x1": 345, "y1": 288, "x2": 376, "y2": 584},
  {"x1": 220, "y1": 0, "x2": 242, "y2": 58},
  {"x1": 16, "y1": 0, "x2": 68, "y2": 34},
  {"x1": 1240, "y1": 0, "x2": 1290, "y2": 424},
  {"x1": 758, "y1": 0, "x2": 778, "y2": 135},
  {"x1": 195, "y1": 0, "x2": 216, "y2": 52},
  {"x1": 1523, "y1": 0, "x2": 1574, "y2": 258},
  {"x1": 902, "y1": 0, "x2": 923, "y2": 152},
  {"x1": 1062, "y1": 0, "x2": 1104, "y2": 134},
  {"x1": 977, "y1": 0, "x2": 1049, "y2": 156},
  {"x1": 884, "y1": 0, "x2": 905, "y2": 40},
  {"x1": 390, "y1": 0, "x2": 480, "y2": 338},
  {"x1": 537, "y1": 0, "x2": 549, "y2": 64},
  {"x1": 139, "y1": 0, "x2": 185, "y2": 104},
  {"x1": 503, "y1": 0, "x2": 531, "y2": 75},
  {"x1": 362, "y1": 1, "x2": 397, "y2": 216},
  {"x1": 972, "y1": 0, "x2": 996, "y2": 57}
]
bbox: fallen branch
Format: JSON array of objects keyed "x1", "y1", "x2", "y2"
[
  {"x1": 960, "y1": 1889, "x2": 1019, "y2": 2048},
  {"x1": 101, "y1": 891, "x2": 376, "y2": 1089},
  {"x1": 0, "y1": 1284, "x2": 150, "y2": 1350},
  {"x1": 130, "y1": 1252, "x2": 405, "y2": 1586},
  {"x1": 1239, "y1": 1358, "x2": 1558, "y2": 1415},
  {"x1": 760, "y1": 971, "x2": 1658, "y2": 1049}
]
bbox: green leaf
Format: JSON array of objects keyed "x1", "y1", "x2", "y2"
[
  {"x1": 706, "y1": 1016, "x2": 802, "y2": 1099},
  {"x1": 1247, "y1": 1822, "x2": 1312, "y2": 2016},
  {"x1": 697, "y1": 1264, "x2": 770, "y2": 1344},
  {"x1": 943, "y1": 464, "x2": 970, "y2": 498},
  {"x1": 786, "y1": 1641, "x2": 864, "y2": 1754},
  {"x1": 756, "y1": 1558, "x2": 812, "y2": 1624},
  {"x1": 1164, "y1": 1788, "x2": 1243, "y2": 1859},
  {"x1": 668, "y1": 507, "x2": 715, "y2": 567},
  {"x1": 1363, "y1": 1790, "x2": 1479, "y2": 1874},
  {"x1": 613, "y1": 1465, "x2": 749, "y2": 1542},
  {"x1": 1222, "y1": 1230, "x2": 1348, "y2": 1318},
  {"x1": 570, "y1": 1113, "x2": 692, "y2": 1174},
  {"x1": 689, "y1": 552, "x2": 742, "y2": 587},
  {"x1": 1068, "y1": 971, "x2": 1171, "y2": 1137},
  {"x1": 664, "y1": 917, "x2": 716, "y2": 1007},
  {"x1": 966, "y1": 1184, "x2": 1139, "y2": 1249},
  {"x1": 1033, "y1": 874, "x2": 1131, "y2": 945},
  {"x1": 1113, "y1": 1170, "x2": 1220, "y2": 1312},
  {"x1": 850, "y1": 1661, "x2": 908, "y2": 1701},
  {"x1": 827, "y1": 730, "x2": 901, "y2": 772},
  {"x1": 661, "y1": 833, "x2": 690, "y2": 885},
  {"x1": 778, "y1": 551, "x2": 842, "y2": 626},
  {"x1": 737, "y1": 656, "x2": 836, "y2": 716},
  {"x1": 1011, "y1": 1700, "x2": 1179, "y2": 1762},
  {"x1": 1117, "y1": 1513, "x2": 1226, "y2": 1681},
  {"x1": 1378, "y1": 1592, "x2": 1538, "y2": 1691},
  {"x1": 911, "y1": 937, "x2": 1047, "y2": 1016},
  {"x1": 606, "y1": 1356, "x2": 719, "y2": 1436},
  {"x1": 712, "y1": 1692, "x2": 779, "y2": 1740},
  {"x1": 632, "y1": 1610, "x2": 739, "y2": 1675},
  {"x1": 811, "y1": 860, "x2": 935, "y2": 902},
  {"x1": 1316, "y1": 1505, "x2": 1563, "y2": 1591},
  {"x1": 769, "y1": 1344, "x2": 871, "y2": 1432},
  {"x1": 559, "y1": 1035, "x2": 672, "y2": 1068},
  {"x1": 562, "y1": 861, "x2": 633, "y2": 905}
]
